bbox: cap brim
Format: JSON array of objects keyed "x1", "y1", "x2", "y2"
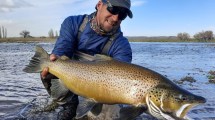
[{"x1": 127, "y1": 9, "x2": 133, "y2": 18}]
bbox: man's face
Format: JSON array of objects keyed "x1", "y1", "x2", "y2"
[{"x1": 96, "y1": 1, "x2": 123, "y2": 32}]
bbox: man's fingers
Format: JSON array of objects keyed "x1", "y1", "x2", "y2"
[
  {"x1": 41, "y1": 67, "x2": 49, "y2": 79},
  {"x1": 50, "y1": 54, "x2": 58, "y2": 61},
  {"x1": 41, "y1": 54, "x2": 58, "y2": 79}
]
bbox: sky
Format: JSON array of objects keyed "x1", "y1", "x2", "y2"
[{"x1": 0, "y1": 0, "x2": 215, "y2": 37}]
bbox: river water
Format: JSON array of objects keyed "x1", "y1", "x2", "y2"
[{"x1": 0, "y1": 42, "x2": 215, "y2": 120}]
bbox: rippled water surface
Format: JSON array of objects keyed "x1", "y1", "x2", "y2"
[{"x1": 0, "y1": 42, "x2": 215, "y2": 120}]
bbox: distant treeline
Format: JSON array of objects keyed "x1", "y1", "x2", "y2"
[
  {"x1": 177, "y1": 30, "x2": 214, "y2": 42},
  {"x1": 0, "y1": 26, "x2": 7, "y2": 39},
  {"x1": 128, "y1": 30, "x2": 215, "y2": 42},
  {"x1": 1, "y1": 27, "x2": 214, "y2": 43},
  {"x1": 19, "y1": 29, "x2": 59, "y2": 38},
  {"x1": 48, "y1": 29, "x2": 58, "y2": 38}
]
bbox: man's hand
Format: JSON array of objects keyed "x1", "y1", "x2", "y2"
[
  {"x1": 41, "y1": 54, "x2": 58, "y2": 79},
  {"x1": 40, "y1": 54, "x2": 58, "y2": 95}
]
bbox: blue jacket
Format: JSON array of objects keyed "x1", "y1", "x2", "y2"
[{"x1": 52, "y1": 13, "x2": 132, "y2": 63}]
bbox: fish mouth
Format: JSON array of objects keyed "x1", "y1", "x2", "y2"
[
  {"x1": 175, "y1": 95, "x2": 206, "y2": 118},
  {"x1": 148, "y1": 94, "x2": 207, "y2": 119},
  {"x1": 198, "y1": 96, "x2": 206, "y2": 104},
  {"x1": 175, "y1": 99, "x2": 206, "y2": 118},
  {"x1": 175, "y1": 104, "x2": 191, "y2": 118}
]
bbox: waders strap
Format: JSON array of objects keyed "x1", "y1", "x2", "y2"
[
  {"x1": 77, "y1": 15, "x2": 89, "y2": 41},
  {"x1": 101, "y1": 34, "x2": 117, "y2": 55}
]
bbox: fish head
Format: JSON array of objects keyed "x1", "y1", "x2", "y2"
[{"x1": 146, "y1": 83, "x2": 206, "y2": 119}]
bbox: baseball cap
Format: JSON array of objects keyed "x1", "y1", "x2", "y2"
[{"x1": 102, "y1": 0, "x2": 133, "y2": 18}]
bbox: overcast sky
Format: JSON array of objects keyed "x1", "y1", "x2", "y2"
[{"x1": 0, "y1": 0, "x2": 215, "y2": 37}]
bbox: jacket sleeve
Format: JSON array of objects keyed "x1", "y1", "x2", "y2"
[
  {"x1": 52, "y1": 16, "x2": 82, "y2": 58},
  {"x1": 110, "y1": 36, "x2": 132, "y2": 63}
]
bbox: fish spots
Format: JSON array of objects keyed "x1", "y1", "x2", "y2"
[
  {"x1": 147, "y1": 88, "x2": 166, "y2": 105},
  {"x1": 134, "y1": 88, "x2": 146, "y2": 101}
]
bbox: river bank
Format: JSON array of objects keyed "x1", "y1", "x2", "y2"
[
  {"x1": 0, "y1": 37, "x2": 56, "y2": 43},
  {"x1": 1, "y1": 37, "x2": 215, "y2": 43}
]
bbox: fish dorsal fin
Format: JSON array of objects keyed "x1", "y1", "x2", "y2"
[
  {"x1": 117, "y1": 105, "x2": 147, "y2": 120},
  {"x1": 94, "y1": 54, "x2": 112, "y2": 61},
  {"x1": 74, "y1": 51, "x2": 95, "y2": 61},
  {"x1": 50, "y1": 79, "x2": 69, "y2": 101},
  {"x1": 59, "y1": 55, "x2": 70, "y2": 61},
  {"x1": 73, "y1": 51, "x2": 112, "y2": 62},
  {"x1": 75, "y1": 97, "x2": 98, "y2": 119}
]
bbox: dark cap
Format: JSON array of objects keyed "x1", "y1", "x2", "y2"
[{"x1": 102, "y1": 0, "x2": 133, "y2": 18}]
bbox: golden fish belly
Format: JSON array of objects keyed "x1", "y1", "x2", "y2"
[{"x1": 48, "y1": 60, "x2": 159, "y2": 105}]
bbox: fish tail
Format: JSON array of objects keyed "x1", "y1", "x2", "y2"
[{"x1": 23, "y1": 45, "x2": 49, "y2": 73}]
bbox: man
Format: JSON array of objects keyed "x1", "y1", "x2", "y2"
[{"x1": 41, "y1": 0, "x2": 133, "y2": 119}]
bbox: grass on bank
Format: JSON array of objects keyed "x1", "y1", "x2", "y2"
[
  {"x1": 0, "y1": 37, "x2": 56, "y2": 43},
  {"x1": 0, "y1": 37, "x2": 215, "y2": 43},
  {"x1": 127, "y1": 36, "x2": 215, "y2": 42}
]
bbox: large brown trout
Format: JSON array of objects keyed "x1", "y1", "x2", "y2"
[{"x1": 23, "y1": 46, "x2": 206, "y2": 120}]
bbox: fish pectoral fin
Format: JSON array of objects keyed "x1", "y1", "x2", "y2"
[
  {"x1": 75, "y1": 97, "x2": 97, "y2": 119},
  {"x1": 116, "y1": 105, "x2": 147, "y2": 120},
  {"x1": 50, "y1": 79, "x2": 69, "y2": 100},
  {"x1": 90, "y1": 103, "x2": 103, "y2": 116}
]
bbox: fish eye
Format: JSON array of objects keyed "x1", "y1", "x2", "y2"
[
  {"x1": 175, "y1": 94, "x2": 188, "y2": 101},
  {"x1": 181, "y1": 96, "x2": 187, "y2": 101}
]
